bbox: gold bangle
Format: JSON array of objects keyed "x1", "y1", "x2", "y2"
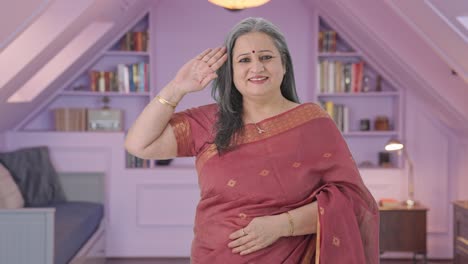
[
  {"x1": 285, "y1": 211, "x2": 294, "y2": 236},
  {"x1": 155, "y1": 95, "x2": 177, "y2": 109}
]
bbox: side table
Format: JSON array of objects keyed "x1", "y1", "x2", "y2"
[
  {"x1": 453, "y1": 200, "x2": 468, "y2": 264},
  {"x1": 379, "y1": 204, "x2": 428, "y2": 264}
]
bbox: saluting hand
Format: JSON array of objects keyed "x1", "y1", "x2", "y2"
[
  {"x1": 227, "y1": 214, "x2": 288, "y2": 256},
  {"x1": 171, "y1": 46, "x2": 227, "y2": 95}
]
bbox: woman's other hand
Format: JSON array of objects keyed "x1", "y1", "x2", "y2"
[
  {"x1": 170, "y1": 46, "x2": 227, "y2": 95},
  {"x1": 227, "y1": 214, "x2": 289, "y2": 255}
]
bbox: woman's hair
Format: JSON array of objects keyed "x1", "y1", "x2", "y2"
[{"x1": 212, "y1": 17, "x2": 300, "y2": 153}]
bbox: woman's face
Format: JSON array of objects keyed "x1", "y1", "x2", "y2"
[{"x1": 232, "y1": 32, "x2": 286, "y2": 100}]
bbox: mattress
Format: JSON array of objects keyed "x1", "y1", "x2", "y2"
[{"x1": 50, "y1": 201, "x2": 103, "y2": 264}]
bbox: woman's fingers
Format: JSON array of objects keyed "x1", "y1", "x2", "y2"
[
  {"x1": 196, "y1": 48, "x2": 212, "y2": 60},
  {"x1": 202, "y1": 47, "x2": 221, "y2": 62},
  {"x1": 199, "y1": 72, "x2": 217, "y2": 88},
  {"x1": 206, "y1": 47, "x2": 226, "y2": 65},
  {"x1": 210, "y1": 53, "x2": 227, "y2": 71},
  {"x1": 229, "y1": 227, "x2": 249, "y2": 240},
  {"x1": 240, "y1": 242, "x2": 262, "y2": 255},
  {"x1": 233, "y1": 239, "x2": 257, "y2": 254}
]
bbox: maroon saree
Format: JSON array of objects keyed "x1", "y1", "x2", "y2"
[{"x1": 169, "y1": 103, "x2": 379, "y2": 263}]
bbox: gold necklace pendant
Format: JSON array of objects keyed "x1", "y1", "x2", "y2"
[{"x1": 255, "y1": 123, "x2": 266, "y2": 134}]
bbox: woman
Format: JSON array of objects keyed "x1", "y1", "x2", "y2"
[{"x1": 125, "y1": 17, "x2": 379, "y2": 263}]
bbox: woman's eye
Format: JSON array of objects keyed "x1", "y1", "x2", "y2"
[
  {"x1": 239, "y1": 58, "x2": 250, "y2": 63},
  {"x1": 261, "y1": 55, "x2": 273, "y2": 61}
]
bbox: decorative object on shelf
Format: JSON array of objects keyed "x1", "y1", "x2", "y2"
[
  {"x1": 362, "y1": 75, "x2": 370, "y2": 92},
  {"x1": 375, "y1": 75, "x2": 383, "y2": 92},
  {"x1": 378, "y1": 198, "x2": 400, "y2": 208},
  {"x1": 87, "y1": 96, "x2": 123, "y2": 131},
  {"x1": 385, "y1": 138, "x2": 415, "y2": 207},
  {"x1": 358, "y1": 160, "x2": 375, "y2": 168},
  {"x1": 156, "y1": 159, "x2": 173, "y2": 166},
  {"x1": 374, "y1": 115, "x2": 390, "y2": 131},
  {"x1": 101, "y1": 96, "x2": 110, "y2": 109},
  {"x1": 378, "y1": 151, "x2": 391, "y2": 167},
  {"x1": 71, "y1": 85, "x2": 87, "y2": 91},
  {"x1": 208, "y1": 0, "x2": 270, "y2": 10},
  {"x1": 359, "y1": 119, "x2": 370, "y2": 131}
]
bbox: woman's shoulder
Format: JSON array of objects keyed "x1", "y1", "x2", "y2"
[
  {"x1": 296, "y1": 102, "x2": 330, "y2": 120},
  {"x1": 181, "y1": 103, "x2": 218, "y2": 122}
]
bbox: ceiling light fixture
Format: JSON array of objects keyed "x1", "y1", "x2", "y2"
[{"x1": 208, "y1": 0, "x2": 270, "y2": 10}]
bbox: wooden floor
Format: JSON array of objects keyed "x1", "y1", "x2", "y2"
[{"x1": 106, "y1": 258, "x2": 453, "y2": 264}]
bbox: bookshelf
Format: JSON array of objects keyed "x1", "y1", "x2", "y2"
[
  {"x1": 16, "y1": 12, "x2": 163, "y2": 169},
  {"x1": 18, "y1": 13, "x2": 151, "y2": 133},
  {"x1": 315, "y1": 17, "x2": 402, "y2": 168}
]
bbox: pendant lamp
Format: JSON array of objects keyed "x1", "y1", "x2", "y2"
[{"x1": 208, "y1": 0, "x2": 270, "y2": 10}]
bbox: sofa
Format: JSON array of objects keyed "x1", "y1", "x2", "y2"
[{"x1": 0, "y1": 146, "x2": 105, "y2": 264}]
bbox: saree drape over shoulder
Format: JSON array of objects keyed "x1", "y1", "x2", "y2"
[{"x1": 169, "y1": 103, "x2": 379, "y2": 264}]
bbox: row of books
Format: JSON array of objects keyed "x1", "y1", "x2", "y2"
[
  {"x1": 89, "y1": 62, "x2": 149, "y2": 93},
  {"x1": 118, "y1": 31, "x2": 149, "y2": 52},
  {"x1": 53, "y1": 108, "x2": 87, "y2": 131},
  {"x1": 320, "y1": 101, "x2": 349, "y2": 133},
  {"x1": 318, "y1": 30, "x2": 337, "y2": 52},
  {"x1": 317, "y1": 60, "x2": 364, "y2": 94},
  {"x1": 126, "y1": 152, "x2": 151, "y2": 168}
]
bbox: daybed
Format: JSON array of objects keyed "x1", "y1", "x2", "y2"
[{"x1": 0, "y1": 146, "x2": 105, "y2": 264}]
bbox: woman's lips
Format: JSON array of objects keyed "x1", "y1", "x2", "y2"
[{"x1": 248, "y1": 76, "x2": 268, "y2": 84}]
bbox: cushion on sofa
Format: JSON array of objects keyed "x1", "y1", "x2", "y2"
[
  {"x1": 52, "y1": 201, "x2": 104, "y2": 264},
  {"x1": 0, "y1": 162, "x2": 24, "y2": 209},
  {"x1": 0, "y1": 146, "x2": 67, "y2": 206}
]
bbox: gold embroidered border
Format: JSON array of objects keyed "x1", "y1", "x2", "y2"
[
  {"x1": 300, "y1": 237, "x2": 316, "y2": 263},
  {"x1": 195, "y1": 103, "x2": 329, "y2": 174},
  {"x1": 196, "y1": 144, "x2": 218, "y2": 172},
  {"x1": 315, "y1": 215, "x2": 321, "y2": 264},
  {"x1": 169, "y1": 113, "x2": 192, "y2": 157},
  {"x1": 239, "y1": 103, "x2": 328, "y2": 145}
]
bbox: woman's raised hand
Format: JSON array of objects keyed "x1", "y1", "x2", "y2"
[{"x1": 171, "y1": 46, "x2": 227, "y2": 95}]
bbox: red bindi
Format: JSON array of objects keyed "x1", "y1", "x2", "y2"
[{"x1": 252, "y1": 50, "x2": 255, "y2": 53}]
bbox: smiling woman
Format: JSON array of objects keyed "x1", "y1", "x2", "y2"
[{"x1": 125, "y1": 17, "x2": 379, "y2": 263}]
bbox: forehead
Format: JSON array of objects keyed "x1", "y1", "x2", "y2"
[{"x1": 233, "y1": 32, "x2": 278, "y2": 54}]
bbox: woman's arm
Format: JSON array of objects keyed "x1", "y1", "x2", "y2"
[
  {"x1": 124, "y1": 47, "x2": 227, "y2": 160},
  {"x1": 124, "y1": 83, "x2": 184, "y2": 160},
  {"x1": 280, "y1": 201, "x2": 318, "y2": 237}
]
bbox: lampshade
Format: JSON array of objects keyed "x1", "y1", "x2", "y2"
[
  {"x1": 385, "y1": 138, "x2": 404, "y2": 151},
  {"x1": 208, "y1": 0, "x2": 270, "y2": 10}
]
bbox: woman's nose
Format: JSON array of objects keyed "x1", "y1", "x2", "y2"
[{"x1": 250, "y1": 59, "x2": 265, "y2": 73}]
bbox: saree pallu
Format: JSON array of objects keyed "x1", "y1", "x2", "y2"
[{"x1": 169, "y1": 103, "x2": 379, "y2": 264}]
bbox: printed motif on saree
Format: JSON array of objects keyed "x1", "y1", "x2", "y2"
[{"x1": 169, "y1": 103, "x2": 379, "y2": 264}]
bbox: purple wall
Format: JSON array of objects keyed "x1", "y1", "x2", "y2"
[{"x1": 152, "y1": 0, "x2": 315, "y2": 110}]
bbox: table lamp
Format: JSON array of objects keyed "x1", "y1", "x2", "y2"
[{"x1": 385, "y1": 138, "x2": 415, "y2": 207}]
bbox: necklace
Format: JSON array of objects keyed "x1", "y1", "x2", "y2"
[
  {"x1": 254, "y1": 123, "x2": 266, "y2": 134},
  {"x1": 245, "y1": 99, "x2": 290, "y2": 134}
]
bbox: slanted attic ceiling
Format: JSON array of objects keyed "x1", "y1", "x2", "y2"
[
  {"x1": 0, "y1": 0, "x2": 152, "y2": 132},
  {"x1": 0, "y1": 0, "x2": 467, "y2": 134}
]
